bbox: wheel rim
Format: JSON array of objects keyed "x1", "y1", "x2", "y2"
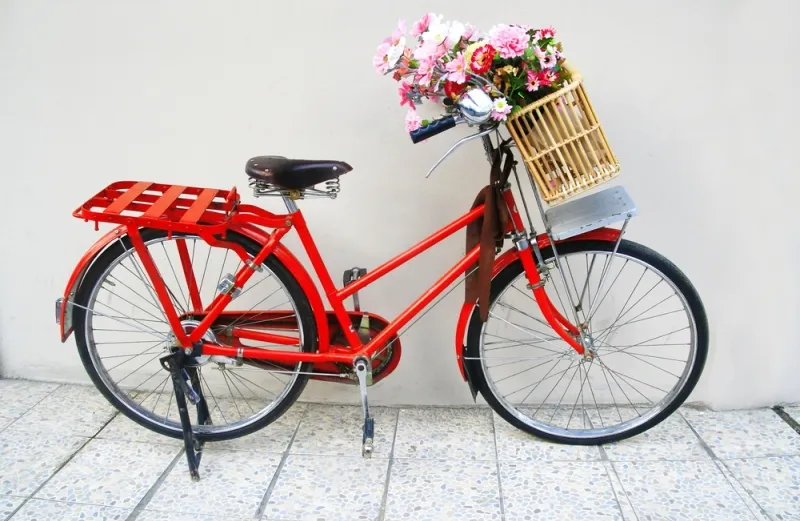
[
  {"x1": 83, "y1": 233, "x2": 305, "y2": 436},
  {"x1": 479, "y1": 248, "x2": 697, "y2": 440}
]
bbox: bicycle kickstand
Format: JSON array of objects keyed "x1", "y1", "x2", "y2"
[
  {"x1": 353, "y1": 357, "x2": 374, "y2": 458},
  {"x1": 160, "y1": 352, "x2": 211, "y2": 481}
]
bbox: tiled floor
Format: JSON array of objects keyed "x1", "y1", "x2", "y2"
[{"x1": 0, "y1": 379, "x2": 798, "y2": 520}]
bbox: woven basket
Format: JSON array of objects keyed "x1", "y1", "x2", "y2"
[{"x1": 505, "y1": 64, "x2": 620, "y2": 205}]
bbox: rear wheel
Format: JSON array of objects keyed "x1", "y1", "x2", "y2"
[
  {"x1": 73, "y1": 228, "x2": 317, "y2": 441},
  {"x1": 466, "y1": 239, "x2": 708, "y2": 444}
]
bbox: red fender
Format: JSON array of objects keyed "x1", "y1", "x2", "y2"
[
  {"x1": 57, "y1": 223, "x2": 330, "y2": 353},
  {"x1": 454, "y1": 227, "x2": 622, "y2": 381}
]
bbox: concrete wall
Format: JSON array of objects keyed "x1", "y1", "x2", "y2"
[{"x1": 1, "y1": 0, "x2": 797, "y2": 408}]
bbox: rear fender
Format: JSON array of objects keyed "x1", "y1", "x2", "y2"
[
  {"x1": 57, "y1": 223, "x2": 331, "y2": 353},
  {"x1": 454, "y1": 227, "x2": 622, "y2": 394}
]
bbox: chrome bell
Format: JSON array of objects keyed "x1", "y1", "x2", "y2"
[{"x1": 456, "y1": 88, "x2": 494, "y2": 125}]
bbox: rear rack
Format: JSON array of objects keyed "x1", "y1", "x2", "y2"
[{"x1": 73, "y1": 181, "x2": 240, "y2": 234}]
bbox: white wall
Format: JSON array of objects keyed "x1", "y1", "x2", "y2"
[{"x1": 1, "y1": 0, "x2": 797, "y2": 408}]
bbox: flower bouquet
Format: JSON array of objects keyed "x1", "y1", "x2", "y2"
[
  {"x1": 373, "y1": 14, "x2": 570, "y2": 132},
  {"x1": 374, "y1": 13, "x2": 621, "y2": 205}
]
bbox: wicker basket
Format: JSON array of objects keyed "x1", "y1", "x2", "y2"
[{"x1": 505, "y1": 64, "x2": 620, "y2": 205}]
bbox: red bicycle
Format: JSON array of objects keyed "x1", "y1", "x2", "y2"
[{"x1": 56, "y1": 89, "x2": 707, "y2": 480}]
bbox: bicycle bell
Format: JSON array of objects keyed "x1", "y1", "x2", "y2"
[{"x1": 456, "y1": 87, "x2": 493, "y2": 125}]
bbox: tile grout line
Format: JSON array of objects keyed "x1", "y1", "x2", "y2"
[
  {"x1": 489, "y1": 413, "x2": 507, "y2": 521},
  {"x1": 1, "y1": 383, "x2": 64, "y2": 433},
  {"x1": 603, "y1": 461, "x2": 639, "y2": 521},
  {"x1": 376, "y1": 408, "x2": 401, "y2": 521},
  {"x1": 254, "y1": 405, "x2": 309, "y2": 520},
  {"x1": 4, "y1": 435, "x2": 94, "y2": 519},
  {"x1": 677, "y1": 411, "x2": 770, "y2": 520},
  {"x1": 772, "y1": 406, "x2": 800, "y2": 435},
  {"x1": 125, "y1": 447, "x2": 187, "y2": 521}
]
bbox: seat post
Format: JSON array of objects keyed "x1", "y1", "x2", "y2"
[{"x1": 282, "y1": 195, "x2": 299, "y2": 213}]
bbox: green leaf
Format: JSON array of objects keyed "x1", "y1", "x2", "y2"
[
  {"x1": 421, "y1": 119, "x2": 432, "y2": 126},
  {"x1": 408, "y1": 59, "x2": 419, "y2": 68}
]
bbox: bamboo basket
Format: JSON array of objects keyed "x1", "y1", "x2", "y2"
[{"x1": 505, "y1": 64, "x2": 620, "y2": 205}]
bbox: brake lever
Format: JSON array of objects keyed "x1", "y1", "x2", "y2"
[{"x1": 426, "y1": 125, "x2": 496, "y2": 178}]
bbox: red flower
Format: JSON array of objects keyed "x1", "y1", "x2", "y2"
[
  {"x1": 539, "y1": 26, "x2": 556, "y2": 39},
  {"x1": 398, "y1": 82, "x2": 416, "y2": 109},
  {"x1": 468, "y1": 44, "x2": 496, "y2": 75},
  {"x1": 538, "y1": 69, "x2": 558, "y2": 87},
  {"x1": 444, "y1": 80, "x2": 467, "y2": 99}
]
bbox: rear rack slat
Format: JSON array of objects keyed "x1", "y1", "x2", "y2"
[
  {"x1": 104, "y1": 182, "x2": 152, "y2": 215},
  {"x1": 74, "y1": 181, "x2": 240, "y2": 234},
  {"x1": 180, "y1": 188, "x2": 218, "y2": 224},
  {"x1": 142, "y1": 185, "x2": 186, "y2": 219}
]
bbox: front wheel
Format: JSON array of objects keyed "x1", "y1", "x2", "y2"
[{"x1": 465, "y1": 239, "x2": 708, "y2": 445}]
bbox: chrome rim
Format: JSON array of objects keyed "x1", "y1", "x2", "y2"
[
  {"x1": 479, "y1": 249, "x2": 697, "y2": 439},
  {"x1": 83, "y1": 234, "x2": 305, "y2": 435}
]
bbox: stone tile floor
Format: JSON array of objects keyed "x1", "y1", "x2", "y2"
[{"x1": 0, "y1": 379, "x2": 798, "y2": 520}]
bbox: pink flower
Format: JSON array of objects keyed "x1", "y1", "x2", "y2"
[
  {"x1": 411, "y1": 13, "x2": 434, "y2": 38},
  {"x1": 491, "y1": 97, "x2": 512, "y2": 121},
  {"x1": 533, "y1": 45, "x2": 546, "y2": 61},
  {"x1": 538, "y1": 69, "x2": 558, "y2": 87},
  {"x1": 462, "y1": 23, "x2": 476, "y2": 41},
  {"x1": 415, "y1": 55, "x2": 437, "y2": 86},
  {"x1": 489, "y1": 24, "x2": 530, "y2": 59},
  {"x1": 541, "y1": 53, "x2": 557, "y2": 69},
  {"x1": 540, "y1": 26, "x2": 556, "y2": 39},
  {"x1": 526, "y1": 69, "x2": 541, "y2": 91},
  {"x1": 384, "y1": 19, "x2": 407, "y2": 45},
  {"x1": 398, "y1": 82, "x2": 416, "y2": 109},
  {"x1": 445, "y1": 52, "x2": 467, "y2": 84},
  {"x1": 413, "y1": 39, "x2": 447, "y2": 61},
  {"x1": 405, "y1": 110, "x2": 422, "y2": 132},
  {"x1": 373, "y1": 42, "x2": 392, "y2": 73}
]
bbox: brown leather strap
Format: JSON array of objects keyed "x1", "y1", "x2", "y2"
[{"x1": 465, "y1": 145, "x2": 515, "y2": 321}]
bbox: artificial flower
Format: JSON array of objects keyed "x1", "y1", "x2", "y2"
[
  {"x1": 373, "y1": 42, "x2": 392, "y2": 73},
  {"x1": 415, "y1": 55, "x2": 437, "y2": 86},
  {"x1": 423, "y1": 21, "x2": 450, "y2": 45},
  {"x1": 445, "y1": 52, "x2": 467, "y2": 84},
  {"x1": 405, "y1": 109, "x2": 422, "y2": 132},
  {"x1": 526, "y1": 69, "x2": 541, "y2": 91},
  {"x1": 384, "y1": 19, "x2": 407, "y2": 46},
  {"x1": 411, "y1": 13, "x2": 440, "y2": 38},
  {"x1": 539, "y1": 26, "x2": 556, "y2": 39},
  {"x1": 462, "y1": 23, "x2": 476, "y2": 41},
  {"x1": 488, "y1": 24, "x2": 530, "y2": 58},
  {"x1": 543, "y1": 70, "x2": 559, "y2": 84},
  {"x1": 491, "y1": 97, "x2": 512, "y2": 121},
  {"x1": 466, "y1": 42, "x2": 496, "y2": 74},
  {"x1": 386, "y1": 37, "x2": 406, "y2": 69},
  {"x1": 541, "y1": 53, "x2": 557, "y2": 69},
  {"x1": 444, "y1": 80, "x2": 467, "y2": 99},
  {"x1": 446, "y1": 21, "x2": 465, "y2": 47},
  {"x1": 398, "y1": 82, "x2": 416, "y2": 108}
]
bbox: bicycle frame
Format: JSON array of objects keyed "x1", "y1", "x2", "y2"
[{"x1": 118, "y1": 186, "x2": 584, "y2": 368}]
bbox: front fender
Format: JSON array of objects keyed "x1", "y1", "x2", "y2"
[
  {"x1": 454, "y1": 227, "x2": 622, "y2": 389},
  {"x1": 57, "y1": 223, "x2": 330, "y2": 353}
]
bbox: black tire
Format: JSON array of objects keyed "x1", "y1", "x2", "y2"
[
  {"x1": 465, "y1": 239, "x2": 708, "y2": 445},
  {"x1": 73, "y1": 228, "x2": 317, "y2": 442}
]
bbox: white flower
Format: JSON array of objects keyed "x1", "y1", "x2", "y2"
[
  {"x1": 386, "y1": 37, "x2": 405, "y2": 68},
  {"x1": 493, "y1": 98, "x2": 509, "y2": 112},
  {"x1": 423, "y1": 21, "x2": 449, "y2": 45},
  {"x1": 446, "y1": 21, "x2": 465, "y2": 46}
]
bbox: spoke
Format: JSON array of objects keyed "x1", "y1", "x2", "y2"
[
  {"x1": 609, "y1": 326, "x2": 690, "y2": 353},
  {"x1": 226, "y1": 369, "x2": 277, "y2": 397},
  {"x1": 92, "y1": 301, "x2": 169, "y2": 338},
  {"x1": 482, "y1": 353, "x2": 563, "y2": 370},
  {"x1": 483, "y1": 333, "x2": 565, "y2": 355},
  {"x1": 149, "y1": 376, "x2": 171, "y2": 414},
  {"x1": 596, "y1": 278, "x2": 664, "y2": 344},
  {"x1": 492, "y1": 355, "x2": 567, "y2": 384},
  {"x1": 599, "y1": 347, "x2": 682, "y2": 379},
  {"x1": 595, "y1": 266, "x2": 647, "y2": 343},
  {"x1": 130, "y1": 371, "x2": 170, "y2": 403},
  {"x1": 198, "y1": 246, "x2": 213, "y2": 296},
  {"x1": 101, "y1": 348, "x2": 166, "y2": 360},
  {"x1": 119, "y1": 246, "x2": 169, "y2": 322},
  {"x1": 488, "y1": 311, "x2": 563, "y2": 351},
  {"x1": 114, "y1": 350, "x2": 168, "y2": 385},
  {"x1": 215, "y1": 249, "x2": 230, "y2": 296},
  {"x1": 495, "y1": 300, "x2": 561, "y2": 337},
  {"x1": 99, "y1": 287, "x2": 167, "y2": 324},
  {"x1": 200, "y1": 371, "x2": 226, "y2": 424},
  {"x1": 601, "y1": 364, "x2": 668, "y2": 395},
  {"x1": 547, "y1": 360, "x2": 581, "y2": 422},
  {"x1": 221, "y1": 370, "x2": 244, "y2": 419},
  {"x1": 161, "y1": 242, "x2": 190, "y2": 313},
  {"x1": 567, "y1": 360, "x2": 593, "y2": 428},
  {"x1": 108, "y1": 274, "x2": 164, "y2": 315},
  {"x1": 503, "y1": 355, "x2": 567, "y2": 401},
  {"x1": 597, "y1": 360, "x2": 621, "y2": 425},
  {"x1": 97, "y1": 339, "x2": 169, "y2": 345},
  {"x1": 595, "y1": 357, "x2": 643, "y2": 415},
  {"x1": 584, "y1": 360, "x2": 604, "y2": 428},
  {"x1": 102, "y1": 339, "x2": 167, "y2": 372},
  {"x1": 236, "y1": 273, "x2": 274, "y2": 300},
  {"x1": 528, "y1": 359, "x2": 575, "y2": 414},
  {"x1": 164, "y1": 391, "x2": 174, "y2": 426},
  {"x1": 586, "y1": 259, "x2": 629, "y2": 323},
  {"x1": 224, "y1": 370, "x2": 256, "y2": 414},
  {"x1": 224, "y1": 286, "x2": 284, "y2": 331},
  {"x1": 591, "y1": 308, "x2": 684, "y2": 337},
  {"x1": 578, "y1": 254, "x2": 597, "y2": 310}
]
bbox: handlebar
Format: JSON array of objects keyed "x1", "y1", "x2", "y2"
[{"x1": 409, "y1": 115, "x2": 458, "y2": 143}]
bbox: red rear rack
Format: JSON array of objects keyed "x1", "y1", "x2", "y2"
[{"x1": 74, "y1": 181, "x2": 240, "y2": 234}]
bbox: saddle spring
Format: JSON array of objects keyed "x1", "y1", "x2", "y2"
[{"x1": 249, "y1": 177, "x2": 341, "y2": 200}]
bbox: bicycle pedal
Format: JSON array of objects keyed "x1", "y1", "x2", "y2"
[{"x1": 362, "y1": 417, "x2": 375, "y2": 458}]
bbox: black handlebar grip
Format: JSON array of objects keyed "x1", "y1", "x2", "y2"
[{"x1": 409, "y1": 116, "x2": 458, "y2": 144}]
